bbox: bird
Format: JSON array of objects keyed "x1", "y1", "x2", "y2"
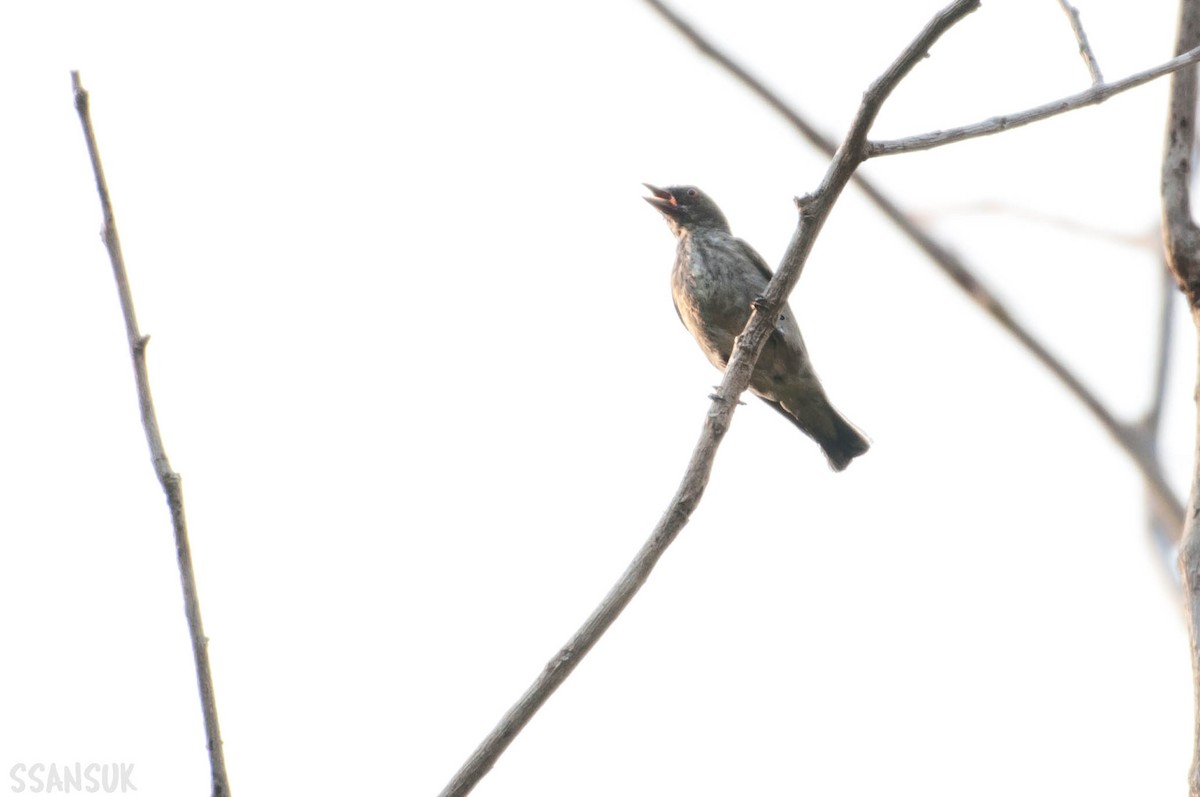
[{"x1": 643, "y1": 183, "x2": 869, "y2": 471}]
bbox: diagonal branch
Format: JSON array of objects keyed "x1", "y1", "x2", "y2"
[
  {"x1": 1056, "y1": 0, "x2": 1104, "y2": 85},
  {"x1": 642, "y1": 0, "x2": 1184, "y2": 538},
  {"x1": 641, "y1": 0, "x2": 840, "y2": 157},
  {"x1": 71, "y1": 72, "x2": 231, "y2": 797},
  {"x1": 436, "y1": 3, "x2": 981, "y2": 795},
  {"x1": 869, "y1": 44, "x2": 1200, "y2": 157}
]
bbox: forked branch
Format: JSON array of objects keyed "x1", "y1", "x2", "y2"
[
  {"x1": 643, "y1": 0, "x2": 1184, "y2": 538},
  {"x1": 1055, "y1": 0, "x2": 1104, "y2": 85},
  {"x1": 869, "y1": 44, "x2": 1200, "y2": 157},
  {"x1": 436, "y1": 3, "x2": 981, "y2": 795}
]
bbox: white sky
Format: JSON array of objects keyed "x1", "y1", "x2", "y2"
[{"x1": 0, "y1": 0, "x2": 1195, "y2": 795}]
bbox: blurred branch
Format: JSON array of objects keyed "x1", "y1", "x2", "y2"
[
  {"x1": 71, "y1": 71, "x2": 231, "y2": 797},
  {"x1": 1161, "y1": 0, "x2": 1200, "y2": 792},
  {"x1": 1141, "y1": 262, "x2": 1181, "y2": 576},
  {"x1": 912, "y1": 203, "x2": 1179, "y2": 563},
  {"x1": 436, "y1": 2, "x2": 982, "y2": 795},
  {"x1": 642, "y1": 0, "x2": 1185, "y2": 537},
  {"x1": 1055, "y1": 0, "x2": 1103, "y2": 85},
  {"x1": 912, "y1": 200, "x2": 1155, "y2": 248},
  {"x1": 1142, "y1": 261, "x2": 1177, "y2": 440},
  {"x1": 869, "y1": 44, "x2": 1200, "y2": 157}
]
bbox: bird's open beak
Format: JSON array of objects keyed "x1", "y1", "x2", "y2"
[{"x1": 643, "y1": 183, "x2": 678, "y2": 215}]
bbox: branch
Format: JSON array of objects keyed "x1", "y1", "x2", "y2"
[
  {"x1": 71, "y1": 72, "x2": 231, "y2": 797},
  {"x1": 1056, "y1": 0, "x2": 1104, "y2": 85},
  {"x1": 1141, "y1": 261, "x2": 1177, "y2": 443},
  {"x1": 912, "y1": 200, "x2": 1155, "y2": 248},
  {"x1": 869, "y1": 44, "x2": 1200, "y2": 157},
  {"x1": 436, "y1": 3, "x2": 981, "y2": 795},
  {"x1": 1140, "y1": 261, "x2": 1182, "y2": 575},
  {"x1": 1161, "y1": 1, "x2": 1200, "y2": 793},
  {"x1": 642, "y1": 0, "x2": 1185, "y2": 536},
  {"x1": 639, "y1": 0, "x2": 834, "y2": 154},
  {"x1": 1164, "y1": 23, "x2": 1200, "y2": 308}
]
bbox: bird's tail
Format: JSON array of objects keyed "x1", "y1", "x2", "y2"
[
  {"x1": 758, "y1": 396, "x2": 869, "y2": 472},
  {"x1": 819, "y1": 412, "x2": 870, "y2": 472}
]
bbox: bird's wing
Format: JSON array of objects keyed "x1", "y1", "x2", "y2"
[
  {"x1": 734, "y1": 238, "x2": 776, "y2": 286},
  {"x1": 757, "y1": 395, "x2": 806, "y2": 432},
  {"x1": 734, "y1": 236, "x2": 809, "y2": 356}
]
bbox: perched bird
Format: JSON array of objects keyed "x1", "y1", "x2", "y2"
[{"x1": 644, "y1": 184, "x2": 869, "y2": 471}]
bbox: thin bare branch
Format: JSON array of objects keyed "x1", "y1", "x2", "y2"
[
  {"x1": 643, "y1": 0, "x2": 841, "y2": 156},
  {"x1": 642, "y1": 0, "x2": 1185, "y2": 536},
  {"x1": 436, "y1": 3, "x2": 981, "y2": 795},
  {"x1": 1056, "y1": 0, "x2": 1104, "y2": 85},
  {"x1": 71, "y1": 71, "x2": 230, "y2": 797},
  {"x1": 870, "y1": 44, "x2": 1200, "y2": 157}
]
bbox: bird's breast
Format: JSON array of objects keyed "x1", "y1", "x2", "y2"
[{"x1": 671, "y1": 231, "x2": 763, "y2": 366}]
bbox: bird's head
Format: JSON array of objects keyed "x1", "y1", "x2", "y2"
[{"x1": 643, "y1": 184, "x2": 730, "y2": 236}]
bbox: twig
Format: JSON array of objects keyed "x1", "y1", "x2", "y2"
[
  {"x1": 1160, "y1": 1, "x2": 1200, "y2": 793},
  {"x1": 71, "y1": 72, "x2": 230, "y2": 797},
  {"x1": 1056, "y1": 0, "x2": 1104, "y2": 84},
  {"x1": 641, "y1": 0, "x2": 1185, "y2": 536},
  {"x1": 868, "y1": 44, "x2": 1200, "y2": 157},
  {"x1": 436, "y1": 3, "x2": 981, "y2": 795}
]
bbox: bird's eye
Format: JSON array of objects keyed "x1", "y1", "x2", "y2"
[{"x1": 687, "y1": 188, "x2": 698, "y2": 197}]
